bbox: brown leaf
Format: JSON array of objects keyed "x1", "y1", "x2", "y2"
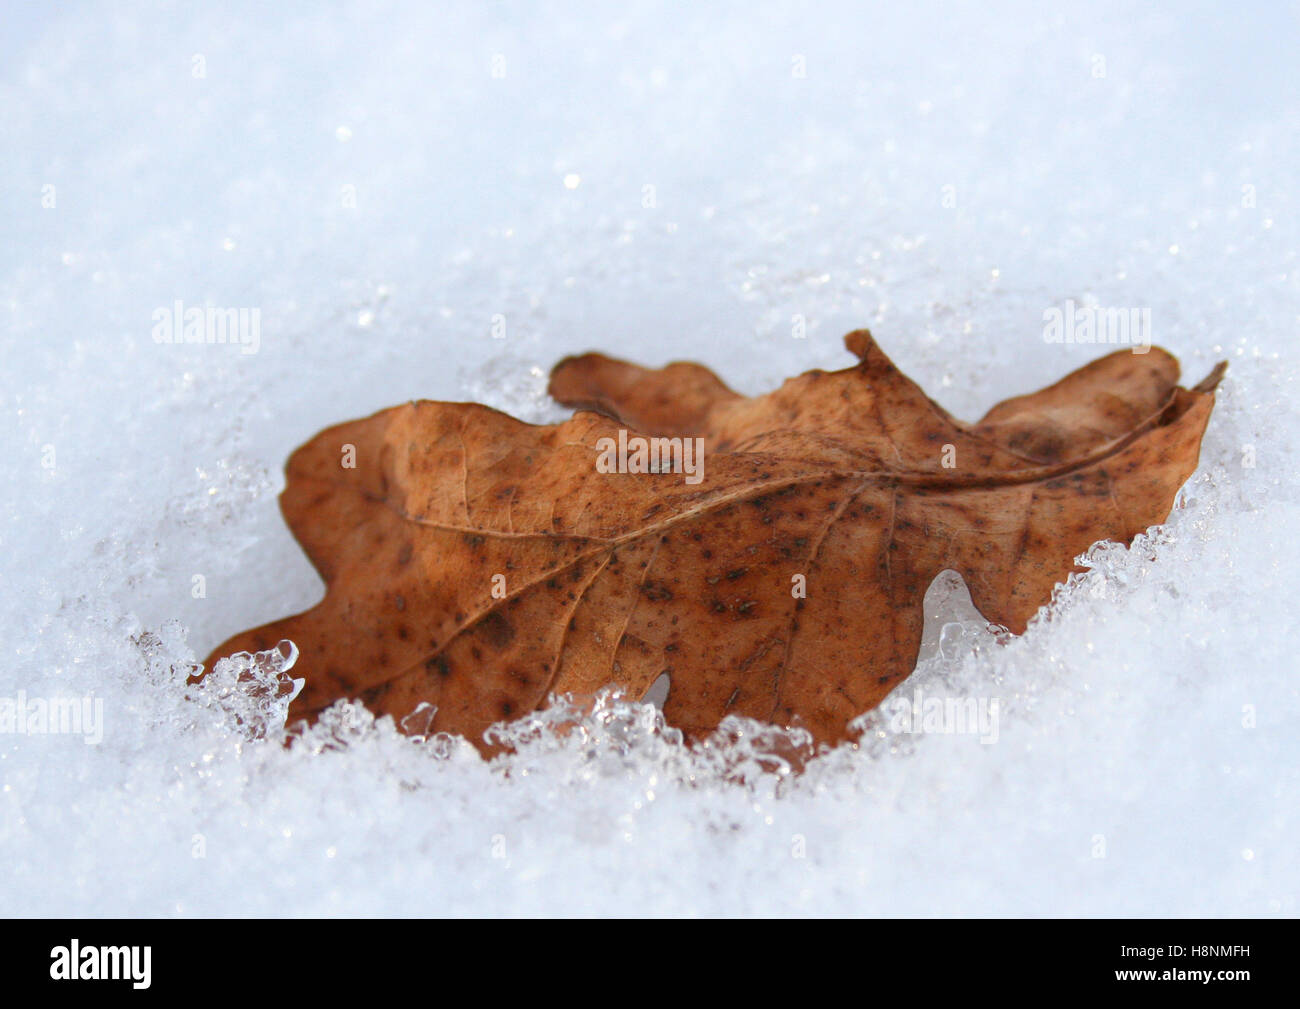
[{"x1": 203, "y1": 331, "x2": 1224, "y2": 749}]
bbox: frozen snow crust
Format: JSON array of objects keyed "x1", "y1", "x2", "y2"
[{"x1": 1, "y1": 1, "x2": 1296, "y2": 915}]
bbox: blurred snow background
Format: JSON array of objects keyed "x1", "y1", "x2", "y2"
[{"x1": 1, "y1": 0, "x2": 1297, "y2": 916}]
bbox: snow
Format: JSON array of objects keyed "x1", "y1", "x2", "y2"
[{"x1": 1, "y1": 0, "x2": 1296, "y2": 916}]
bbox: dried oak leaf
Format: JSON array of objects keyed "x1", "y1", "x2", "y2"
[{"x1": 205, "y1": 330, "x2": 1225, "y2": 749}]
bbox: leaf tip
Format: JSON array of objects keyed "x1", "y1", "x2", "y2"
[
  {"x1": 844, "y1": 328, "x2": 876, "y2": 360},
  {"x1": 1193, "y1": 360, "x2": 1229, "y2": 395}
]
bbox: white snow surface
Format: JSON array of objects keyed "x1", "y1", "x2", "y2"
[{"x1": 1, "y1": 0, "x2": 1297, "y2": 917}]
